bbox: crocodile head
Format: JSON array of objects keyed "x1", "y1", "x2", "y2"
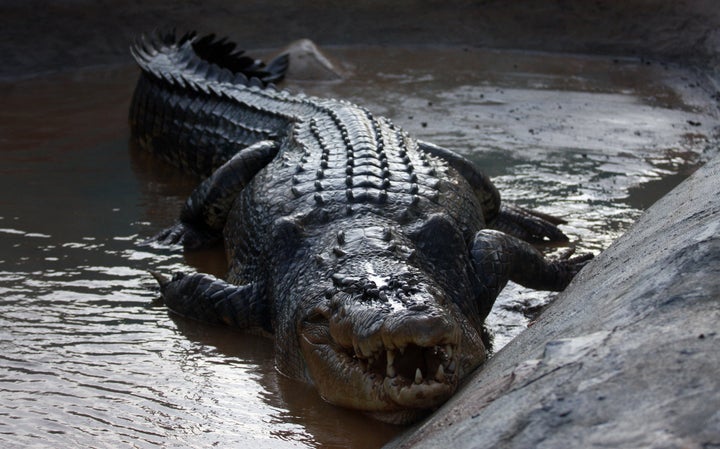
[{"x1": 297, "y1": 262, "x2": 486, "y2": 424}]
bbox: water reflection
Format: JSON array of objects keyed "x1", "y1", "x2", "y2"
[
  {"x1": 170, "y1": 316, "x2": 400, "y2": 448},
  {"x1": 0, "y1": 46, "x2": 716, "y2": 448}
]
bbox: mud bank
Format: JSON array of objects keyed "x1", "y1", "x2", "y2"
[{"x1": 387, "y1": 153, "x2": 720, "y2": 448}]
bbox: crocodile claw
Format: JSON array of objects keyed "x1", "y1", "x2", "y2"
[
  {"x1": 149, "y1": 271, "x2": 171, "y2": 288},
  {"x1": 143, "y1": 222, "x2": 220, "y2": 250},
  {"x1": 553, "y1": 252, "x2": 594, "y2": 286}
]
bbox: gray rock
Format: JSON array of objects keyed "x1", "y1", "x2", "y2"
[
  {"x1": 387, "y1": 154, "x2": 720, "y2": 448},
  {"x1": 275, "y1": 39, "x2": 344, "y2": 81}
]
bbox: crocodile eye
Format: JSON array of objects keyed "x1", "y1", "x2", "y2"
[
  {"x1": 305, "y1": 304, "x2": 331, "y2": 324},
  {"x1": 305, "y1": 311, "x2": 327, "y2": 324},
  {"x1": 272, "y1": 217, "x2": 303, "y2": 243},
  {"x1": 271, "y1": 217, "x2": 304, "y2": 259}
]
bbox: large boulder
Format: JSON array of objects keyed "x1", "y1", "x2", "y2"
[{"x1": 387, "y1": 154, "x2": 720, "y2": 448}]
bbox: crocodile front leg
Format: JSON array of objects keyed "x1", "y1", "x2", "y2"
[
  {"x1": 152, "y1": 272, "x2": 269, "y2": 330},
  {"x1": 489, "y1": 203, "x2": 569, "y2": 243},
  {"x1": 470, "y1": 229, "x2": 592, "y2": 312},
  {"x1": 418, "y1": 140, "x2": 569, "y2": 243},
  {"x1": 152, "y1": 140, "x2": 279, "y2": 249},
  {"x1": 417, "y1": 140, "x2": 501, "y2": 220}
]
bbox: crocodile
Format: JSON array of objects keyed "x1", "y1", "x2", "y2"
[{"x1": 129, "y1": 32, "x2": 593, "y2": 424}]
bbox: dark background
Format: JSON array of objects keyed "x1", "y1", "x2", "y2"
[{"x1": 3, "y1": 0, "x2": 720, "y2": 79}]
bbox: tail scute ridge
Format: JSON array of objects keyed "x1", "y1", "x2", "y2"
[{"x1": 130, "y1": 31, "x2": 290, "y2": 92}]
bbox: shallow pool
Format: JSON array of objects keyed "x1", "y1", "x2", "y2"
[{"x1": 0, "y1": 45, "x2": 716, "y2": 448}]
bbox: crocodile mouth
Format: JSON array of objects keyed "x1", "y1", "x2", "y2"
[
  {"x1": 353, "y1": 340, "x2": 459, "y2": 408},
  {"x1": 299, "y1": 310, "x2": 461, "y2": 417}
]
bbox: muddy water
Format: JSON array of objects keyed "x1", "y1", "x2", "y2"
[{"x1": 0, "y1": 47, "x2": 716, "y2": 448}]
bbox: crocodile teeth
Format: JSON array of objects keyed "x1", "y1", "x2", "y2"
[
  {"x1": 447, "y1": 358, "x2": 456, "y2": 373},
  {"x1": 358, "y1": 340, "x2": 375, "y2": 358},
  {"x1": 445, "y1": 344, "x2": 453, "y2": 360},
  {"x1": 414, "y1": 368, "x2": 423, "y2": 385},
  {"x1": 386, "y1": 350, "x2": 396, "y2": 378},
  {"x1": 435, "y1": 364, "x2": 445, "y2": 382}
]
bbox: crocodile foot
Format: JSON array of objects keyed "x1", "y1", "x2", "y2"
[
  {"x1": 550, "y1": 248, "x2": 594, "y2": 287},
  {"x1": 144, "y1": 222, "x2": 220, "y2": 250}
]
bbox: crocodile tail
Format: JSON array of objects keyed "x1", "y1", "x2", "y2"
[
  {"x1": 130, "y1": 30, "x2": 289, "y2": 88},
  {"x1": 190, "y1": 33, "x2": 289, "y2": 85},
  {"x1": 129, "y1": 31, "x2": 298, "y2": 178},
  {"x1": 263, "y1": 53, "x2": 290, "y2": 84}
]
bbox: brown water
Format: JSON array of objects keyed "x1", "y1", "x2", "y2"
[{"x1": 0, "y1": 47, "x2": 716, "y2": 448}]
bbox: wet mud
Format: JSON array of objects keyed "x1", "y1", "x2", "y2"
[{"x1": 0, "y1": 46, "x2": 717, "y2": 448}]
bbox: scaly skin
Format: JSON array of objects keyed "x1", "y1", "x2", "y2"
[{"x1": 131, "y1": 32, "x2": 592, "y2": 424}]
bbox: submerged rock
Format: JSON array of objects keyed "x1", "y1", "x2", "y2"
[{"x1": 387, "y1": 154, "x2": 720, "y2": 448}]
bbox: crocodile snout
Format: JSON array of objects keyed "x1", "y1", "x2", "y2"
[
  {"x1": 336, "y1": 296, "x2": 458, "y2": 368},
  {"x1": 299, "y1": 275, "x2": 463, "y2": 420}
]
